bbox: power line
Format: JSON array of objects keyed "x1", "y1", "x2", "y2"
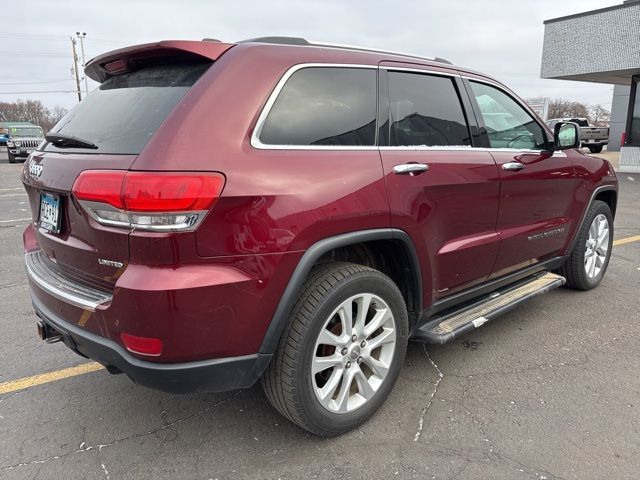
[
  {"x1": 0, "y1": 90, "x2": 77, "y2": 94},
  {"x1": 85, "y1": 37, "x2": 123, "y2": 46},
  {"x1": 0, "y1": 79, "x2": 72, "y2": 86},
  {"x1": 0, "y1": 32, "x2": 125, "y2": 46},
  {"x1": 0, "y1": 52, "x2": 68, "y2": 58},
  {"x1": 0, "y1": 32, "x2": 67, "y2": 41}
]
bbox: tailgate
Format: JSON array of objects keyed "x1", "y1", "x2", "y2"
[
  {"x1": 582, "y1": 127, "x2": 608, "y2": 139},
  {"x1": 22, "y1": 152, "x2": 136, "y2": 287}
]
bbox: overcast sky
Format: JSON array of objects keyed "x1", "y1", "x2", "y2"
[{"x1": 1, "y1": 0, "x2": 621, "y2": 111}]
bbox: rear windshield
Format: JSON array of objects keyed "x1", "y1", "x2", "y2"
[
  {"x1": 45, "y1": 62, "x2": 209, "y2": 154},
  {"x1": 569, "y1": 118, "x2": 589, "y2": 127}
]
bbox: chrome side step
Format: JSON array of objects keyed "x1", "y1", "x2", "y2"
[{"x1": 413, "y1": 272, "x2": 565, "y2": 344}]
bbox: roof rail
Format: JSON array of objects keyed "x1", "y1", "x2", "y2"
[{"x1": 235, "y1": 36, "x2": 452, "y2": 65}]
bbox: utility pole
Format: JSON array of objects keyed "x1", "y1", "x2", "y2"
[
  {"x1": 76, "y1": 32, "x2": 89, "y2": 96},
  {"x1": 70, "y1": 36, "x2": 82, "y2": 102}
]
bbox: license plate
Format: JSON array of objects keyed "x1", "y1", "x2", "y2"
[
  {"x1": 39, "y1": 193, "x2": 61, "y2": 233},
  {"x1": 26, "y1": 148, "x2": 34, "y2": 153}
]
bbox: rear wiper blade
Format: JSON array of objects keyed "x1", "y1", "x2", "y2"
[{"x1": 45, "y1": 132, "x2": 98, "y2": 150}]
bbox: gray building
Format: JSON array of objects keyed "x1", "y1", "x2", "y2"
[
  {"x1": 541, "y1": 0, "x2": 640, "y2": 172},
  {"x1": 610, "y1": 85, "x2": 631, "y2": 151}
]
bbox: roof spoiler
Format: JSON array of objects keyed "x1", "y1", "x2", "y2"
[{"x1": 85, "y1": 40, "x2": 234, "y2": 82}]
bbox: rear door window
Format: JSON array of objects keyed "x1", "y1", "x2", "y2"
[
  {"x1": 258, "y1": 67, "x2": 377, "y2": 146},
  {"x1": 45, "y1": 62, "x2": 210, "y2": 154},
  {"x1": 387, "y1": 71, "x2": 471, "y2": 147}
]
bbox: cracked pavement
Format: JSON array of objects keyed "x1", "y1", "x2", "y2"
[{"x1": 0, "y1": 154, "x2": 639, "y2": 479}]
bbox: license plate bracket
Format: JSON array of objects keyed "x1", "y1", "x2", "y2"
[{"x1": 39, "y1": 193, "x2": 62, "y2": 233}]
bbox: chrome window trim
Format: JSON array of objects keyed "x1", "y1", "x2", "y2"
[
  {"x1": 380, "y1": 65, "x2": 459, "y2": 78},
  {"x1": 251, "y1": 63, "x2": 379, "y2": 151},
  {"x1": 377, "y1": 145, "x2": 565, "y2": 156},
  {"x1": 79, "y1": 200, "x2": 209, "y2": 232},
  {"x1": 250, "y1": 64, "x2": 564, "y2": 156}
]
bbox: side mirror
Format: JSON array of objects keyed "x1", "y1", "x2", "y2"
[{"x1": 553, "y1": 121, "x2": 580, "y2": 150}]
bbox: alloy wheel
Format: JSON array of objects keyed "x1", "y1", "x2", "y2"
[
  {"x1": 311, "y1": 293, "x2": 396, "y2": 414},
  {"x1": 584, "y1": 213, "x2": 610, "y2": 279}
]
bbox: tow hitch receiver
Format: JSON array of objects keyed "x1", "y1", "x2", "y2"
[{"x1": 36, "y1": 320, "x2": 63, "y2": 344}]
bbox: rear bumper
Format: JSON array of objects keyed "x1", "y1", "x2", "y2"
[
  {"x1": 26, "y1": 250, "x2": 112, "y2": 311},
  {"x1": 32, "y1": 295, "x2": 272, "y2": 394}
]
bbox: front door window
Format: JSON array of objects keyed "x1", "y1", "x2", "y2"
[{"x1": 469, "y1": 81, "x2": 549, "y2": 150}]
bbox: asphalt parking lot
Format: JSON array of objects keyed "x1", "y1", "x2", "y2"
[{"x1": 0, "y1": 151, "x2": 639, "y2": 480}]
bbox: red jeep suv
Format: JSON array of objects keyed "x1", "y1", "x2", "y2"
[{"x1": 22, "y1": 37, "x2": 618, "y2": 436}]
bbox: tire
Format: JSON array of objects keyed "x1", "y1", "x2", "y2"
[
  {"x1": 262, "y1": 261, "x2": 409, "y2": 436},
  {"x1": 588, "y1": 145, "x2": 603, "y2": 154},
  {"x1": 557, "y1": 200, "x2": 613, "y2": 290},
  {"x1": 7, "y1": 152, "x2": 17, "y2": 164}
]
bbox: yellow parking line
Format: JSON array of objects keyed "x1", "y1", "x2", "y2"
[
  {"x1": 0, "y1": 362, "x2": 104, "y2": 395},
  {"x1": 2, "y1": 234, "x2": 640, "y2": 396},
  {"x1": 613, "y1": 235, "x2": 640, "y2": 247}
]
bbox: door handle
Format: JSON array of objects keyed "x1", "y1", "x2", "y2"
[
  {"x1": 502, "y1": 161, "x2": 526, "y2": 171},
  {"x1": 393, "y1": 163, "x2": 429, "y2": 175}
]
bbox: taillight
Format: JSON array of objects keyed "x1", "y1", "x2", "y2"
[
  {"x1": 122, "y1": 173, "x2": 222, "y2": 211},
  {"x1": 72, "y1": 171, "x2": 126, "y2": 209},
  {"x1": 72, "y1": 170, "x2": 225, "y2": 231}
]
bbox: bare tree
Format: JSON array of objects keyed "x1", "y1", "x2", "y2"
[
  {"x1": 589, "y1": 105, "x2": 611, "y2": 126},
  {"x1": 548, "y1": 99, "x2": 590, "y2": 120},
  {"x1": 547, "y1": 98, "x2": 610, "y2": 126},
  {"x1": 0, "y1": 99, "x2": 68, "y2": 131}
]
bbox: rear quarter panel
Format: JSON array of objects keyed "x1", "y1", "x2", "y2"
[
  {"x1": 119, "y1": 44, "x2": 391, "y2": 358},
  {"x1": 132, "y1": 44, "x2": 391, "y2": 257}
]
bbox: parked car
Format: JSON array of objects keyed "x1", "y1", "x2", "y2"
[
  {"x1": 1, "y1": 122, "x2": 43, "y2": 149},
  {"x1": 4, "y1": 123, "x2": 45, "y2": 163},
  {"x1": 22, "y1": 38, "x2": 618, "y2": 436},
  {"x1": 547, "y1": 117, "x2": 609, "y2": 153}
]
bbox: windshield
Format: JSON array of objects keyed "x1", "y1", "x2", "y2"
[
  {"x1": 10, "y1": 127, "x2": 43, "y2": 138},
  {"x1": 45, "y1": 62, "x2": 210, "y2": 154}
]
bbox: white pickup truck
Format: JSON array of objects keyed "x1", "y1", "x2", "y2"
[{"x1": 547, "y1": 118, "x2": 609, "y2": 154}]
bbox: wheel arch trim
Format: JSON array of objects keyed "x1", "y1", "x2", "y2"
[
  {"x1": 258, "y1": 228, "x2": 422, "y2": 355},
  {"x1": 567, "y1": 184, "x2": 617, "y2": 254}
]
